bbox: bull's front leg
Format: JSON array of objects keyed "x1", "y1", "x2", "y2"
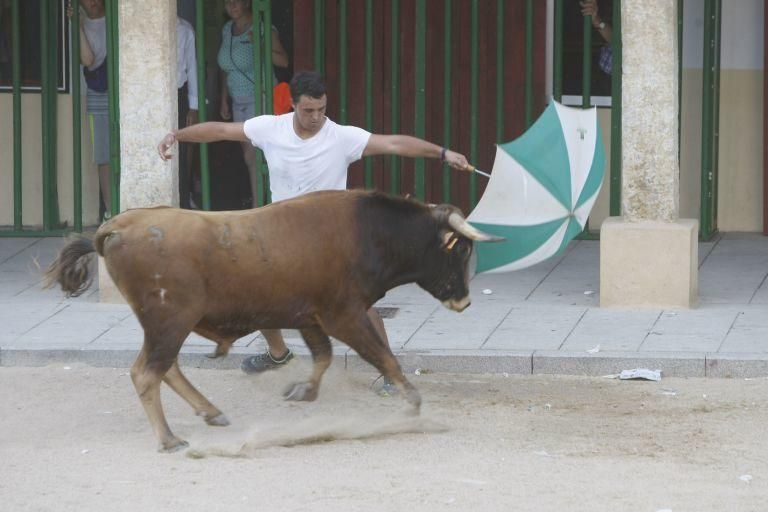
[
  {"x1": 283, "y1": 327, "x2": 332, "y2": 402},
  {"x1": 325, "y1": 311, "x2": 422, "y2": 416}
]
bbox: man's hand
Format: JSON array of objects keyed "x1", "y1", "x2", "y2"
[
  {"x1": 444, "y1": 149, "x2": 470, "y2": 171},
  {"x1": 157, "y1": 132, "x2": 177, "y2": 161},
  {"x1": 580, "y1": 0, "x2": 602, "y2": 27}
]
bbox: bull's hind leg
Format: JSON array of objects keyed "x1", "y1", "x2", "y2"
[
  {"x1": 283, "y1": 327, "x2": 332, "y2": 402},
  {"x1": 325, "y1": 312, "x2": 421, "y2": 415},
  {"x1": 163, "y1": 360, "x2": 229, "y2": 426},
  {"x1": 131, "y1": 341, "x2": 189, "y2": 452}
]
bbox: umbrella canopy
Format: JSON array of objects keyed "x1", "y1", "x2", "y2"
[{"x1": 467, "y1": 101, "x2": 605, "y2": 273}]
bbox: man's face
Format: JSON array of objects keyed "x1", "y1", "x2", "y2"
[
  {"x1": 292, "y1": 94, "x2": 327, "y2": 135},
  {"x1": 79, "y1": 0, "x2": 105, "y2": 18}
]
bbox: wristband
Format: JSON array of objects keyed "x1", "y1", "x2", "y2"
[{"x1": 441, "y1": 148, "x2": 448, "y2": 161}]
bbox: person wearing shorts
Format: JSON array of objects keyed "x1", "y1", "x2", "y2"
[{"x1": 69, "y1": 0, "x2": 112, "y2": 218}]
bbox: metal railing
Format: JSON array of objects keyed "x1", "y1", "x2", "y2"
[
  {"x1": 2, "y1": 0, "x2": 121, "y2": 237},
  {"x1": 3, "y1": 0, "x2": 721, "y2": 239}
]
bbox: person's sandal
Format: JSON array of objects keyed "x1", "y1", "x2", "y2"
[{"x1": 241, "y1": 349, "x2": 294, "y2": 375}]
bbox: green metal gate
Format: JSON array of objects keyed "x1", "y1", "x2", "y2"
[
  {"x1": 2, "y1": 0, "x2": 720, "y2": 238},
  {"x1": 2, "y1": 0, "x2": 120, "y2": 237}
]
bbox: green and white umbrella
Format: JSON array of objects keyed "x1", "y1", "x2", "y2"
[{"x1": 467, "y1": 101, "x2": 605, "y2": 273}]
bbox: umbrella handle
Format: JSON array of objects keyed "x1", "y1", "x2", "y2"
[{"x1": 467, "y1": 165, "x2": 491, "y2": 179}]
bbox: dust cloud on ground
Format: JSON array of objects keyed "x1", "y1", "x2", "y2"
[{"x1": 1, "y1": 362, "x2": 767, "y2": 511}]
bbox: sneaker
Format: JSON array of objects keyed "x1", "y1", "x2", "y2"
[
  {"x1": 241, "y1": 349, "x2": 294, "y2": 375},
  {"x1": 371, "y1": 375, "x2": 399, "y2": 397}
]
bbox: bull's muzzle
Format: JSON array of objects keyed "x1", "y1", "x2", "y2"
[{"x1": 442, "y1": 296, "x2": 471, "y2": 312}]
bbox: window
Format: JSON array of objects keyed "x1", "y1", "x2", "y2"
[
  {"x1": 559, "y1": 1, "x2": 613, "y2": 107},
  {"x1": 0, "y1": 0, "x2": 70, "y2": 92}
]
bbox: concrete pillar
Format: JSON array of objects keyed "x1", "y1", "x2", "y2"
[
  {"x1": 99, "y1": 0, "x2": 178, "y2": 303},
  {"x1": 600, "y1": 0, "x2": 698, "y2": 308}
]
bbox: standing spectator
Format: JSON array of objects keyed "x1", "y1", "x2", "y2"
[
  {"x1": 69, "y1": 0, "x2": 112, "y2": 218},
  {"x1": 217, "y1": 0, "x2": 289, "y2": 207}
]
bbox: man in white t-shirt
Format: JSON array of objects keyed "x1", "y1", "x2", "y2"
[{"x1": 158, "y1": 71, "x2": 471, "y2": 378}]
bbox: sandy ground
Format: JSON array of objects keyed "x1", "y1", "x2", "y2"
[{"x1": 1, "y1": 362, "x2": 767, "y2": 512}]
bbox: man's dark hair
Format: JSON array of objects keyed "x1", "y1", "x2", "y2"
[{"x1": 289, "y1": 71, "x2": 326, "y2": 103}]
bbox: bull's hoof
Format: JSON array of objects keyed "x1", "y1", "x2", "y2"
[
  {"x1": 403, "y1": 389, "x2": 422, "y2": 417},
  {"x1": 205, "y1": 413, "x2": 230, "y2": 427},
  {"x1": 159, "y1": 438, "x2": 189, "y2": 453},
  {"x1": 283, "y1": 382, "x2": 318, "y2": 402}
]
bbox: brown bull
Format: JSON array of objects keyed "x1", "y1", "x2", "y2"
[{"x1": 46, "y1": 189, "x2": 500, "y2": 451}]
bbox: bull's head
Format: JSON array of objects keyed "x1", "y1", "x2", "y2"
[{"x1": 418, "y1": 205, "x2": 503, "y2": 312}]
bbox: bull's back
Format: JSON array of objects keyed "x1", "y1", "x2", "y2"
[{"x1": 96, "y1": 193, "x2": 364, "y2": 310}]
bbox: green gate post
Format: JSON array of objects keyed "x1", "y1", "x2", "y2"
[
  {"x1": 262, "y1": 1, "x2": 273, "y2": 204},
  {"x1": 469, "y1": 0, "x2": 478, "y2": 207},
  {"x1": 339, "y1": 0, "x2": 348, "y2": 125},
  {"x1": 105, "y1": 0, "x2": 121, "y2": 216},
  {"x1": 581, "y1": 4, "x2": 593, "y2": 107},
  {"x1": 524, "y1": 0, "x2": 534, "y2": 128},
  {"x1": 700, "y1": 0, "x2": 721, "y2": 239},
  {"x1": 364, "y1": 0, "x2": 374, "y2": 189},
  {"x1": 496, "y1": 0, "x2": 504, "y2": 143},
  {"x1": 442, "y1": 0, "x2": 452, "y2": 203},
  {"x1": 71, "y1": 1, "x2": 83, "y2": 231},
  {"x1": 11, "y1": 0, "x2": 22, "y2": 230},
  {"x1": 314, "y1": 0, "x2": 325, "y2": 74},
  {"x1": 414, "y1": 0, "x2": 426, "y2": 200},
  {"x1": 609, "y1": 0, "x2": 622, "y2": 217},
  {"x1": 390, "y1": 0, "x2": 401, "y2": 195},
  {"x1": 195, "y1": 0, "x2": 211, "y2": 210},
  {"x1": 40, "y1": 0, "x2": 60, "y2": 231},
  {"x1": 251, "y1": 0, "x2": 264, "y2": 206},
  {"x1": 553, "y1": 0, "x2": 564, "y2": 101}
]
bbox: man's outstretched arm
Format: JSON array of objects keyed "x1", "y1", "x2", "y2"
[
  {"x1": 157, "y1": 121, "x2": 249, "y2": 160},
  {"x1": 363, "y1": 134, "x2": 470, "y2": 171}
]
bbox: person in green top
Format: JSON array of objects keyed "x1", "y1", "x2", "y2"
[{"x1": 217, "y1": 0, "x2": 289, "y2": 206}]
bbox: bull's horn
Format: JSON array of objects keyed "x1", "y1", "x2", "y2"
[{"x1": 447, "y1": 212, "x2": 504, "y2": 242}]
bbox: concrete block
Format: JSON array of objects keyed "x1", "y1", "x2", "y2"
[{"x1": 600, "y1": 218, "x2": 698, "y2": 308}]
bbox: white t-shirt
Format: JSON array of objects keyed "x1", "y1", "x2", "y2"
[
  {"x1": 82, "y1": 16, "x2": 107, "y2": 70},
  {"x1": 243, "y1": 113, "x2": 371, "y2": 202}
]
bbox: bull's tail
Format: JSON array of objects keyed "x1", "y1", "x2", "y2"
[{"x1": 44, "y1": 236, "x2": 97, "y2": 297}]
